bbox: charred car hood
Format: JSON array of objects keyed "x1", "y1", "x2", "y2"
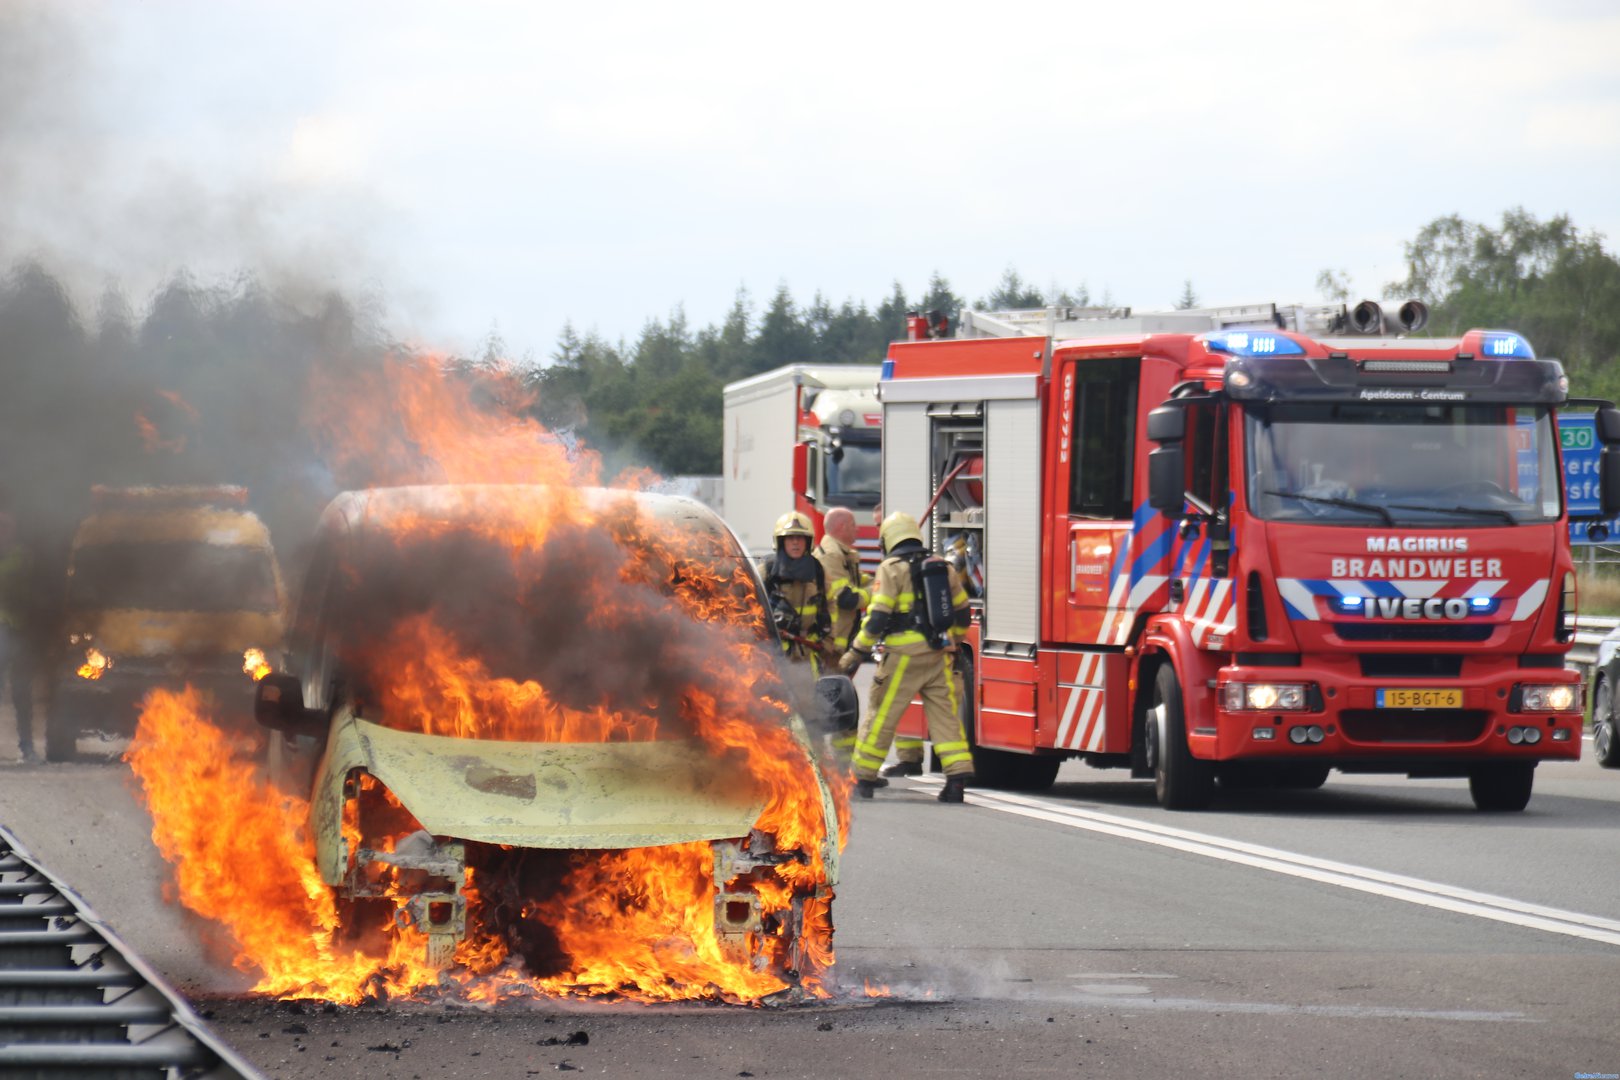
[{"x1": 313, "y1": 716, "x2": 771, "y2": 881}]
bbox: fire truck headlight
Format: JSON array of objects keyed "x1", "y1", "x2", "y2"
[
  {"x1": 1223, "y1": 682, "x2": 1309, "y2": 711},
  {"x1": 1518, "y1": 684, "x2": 1580, "y2": 713}
]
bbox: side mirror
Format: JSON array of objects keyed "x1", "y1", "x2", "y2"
[
  {"x1": 1148, "y1": 444, "x2": 1186, "y2": 516},
  {"x1": 1597, "y1": 405, "x2": 1620, "y2": 445},
  {"x1": 1602, "y1": 445, "x2": 1620, "y2": 519},
  {"x1": 808, "y1": 675, "x2": 859, "y2": 737},
  {"x1": 254, "y1": 673, "x2": 327, "y2": 737},
  {"x1": 1146, "y1": 403, "x2": 1186, "y2": 444}
]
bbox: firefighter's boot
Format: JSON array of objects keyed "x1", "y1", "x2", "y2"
[
  {"x1": 856, "y1": 779, "x2": 879, "y2": 799},
  {"x1": 938, "y1": 776, "x2": 968, "y2": 803},
  {"x1": 882, "y1": 760, "x2": 923, "y2": 778}
]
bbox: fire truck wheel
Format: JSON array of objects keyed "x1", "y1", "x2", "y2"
[
  {"x1": 1593, "y1": 678, "x2": 1620, "y2": 768},
  {"x1": 1468, "y1": 762, "x2": 1535, "y2": 812},
  {"x1": 1148, "y1": 666, "x2": 1214, "y2": 810}
]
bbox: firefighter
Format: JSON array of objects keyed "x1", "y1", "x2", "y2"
[
  {"x1": 813, "y1": 507, "x2": 869, "y2": 765},
  {"x1": 861, "y1": 504, "x2": 931, "y2": 773},
  {"x1": 838, "y1": 511, "x2": 975, "y2": 802},
  {"x1": 761, "y1": 511, "x2": 834, "y2": 674},
  {"x1": 813, "y1": 508, "x2": 868, "y2": 653}
]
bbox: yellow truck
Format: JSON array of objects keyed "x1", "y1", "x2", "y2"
[{"x1": 51, "y1": 486, "x2": 286, "y2": 760}]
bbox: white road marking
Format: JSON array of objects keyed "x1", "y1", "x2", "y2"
[
  {"x1": 1065, "y1": 995, "x2": 1529, "y2": 1021},
  {"x1": 908, "y1": 778, "x2": 1620, "y2": 947}
]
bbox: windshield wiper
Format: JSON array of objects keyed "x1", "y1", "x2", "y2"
[
  {"x1": 1263, "y1": 489, "x2": 1394, "y2": 526},
  {"x1": 1387, "y1": 503, "x2": 1519, "y2": 524}
]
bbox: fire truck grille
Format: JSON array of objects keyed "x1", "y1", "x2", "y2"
[
  {"x1": 1339, "y1": 709, "x2": 1490, "y2": 745},
  {"x1": 1332, "y1": 623, "x2": 1494, "y2": 643},
  {"x1": 1359, "y1": 654, "x2": 1464, "y2": 678}
]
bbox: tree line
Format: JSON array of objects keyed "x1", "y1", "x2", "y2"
[
  {"x1": 2, "y1": 206, "x2": 1615, "y2": 546},
  {"x1": 539, "y1": 208, "x2": 1620, "y2": 477}
]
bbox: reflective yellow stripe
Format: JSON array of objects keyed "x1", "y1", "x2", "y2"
[
  {"x1": 854, "y1": 654, "x2": 911, "y2": 764},
  {"x1": 946, "y1": 659, "x2": 961, "y2": 716},
  {"x1": 829, "y1": 574, "x2": 869, "y2": 608},
  {"x1": 893, "y1": 737, "x2": 924, "y2": 749},
  {"x1": 885, "y1": 630, "x2": 927, "y2": 646},
  {"x1": 937, "y1": 748, "x2": 974, "y2": 767},
  {"x1": 934, "y1": 740, "x2": 968, "y2": 754}
]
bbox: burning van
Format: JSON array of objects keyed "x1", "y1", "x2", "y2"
[
  {"x1": 52, "y1": 485, "x2": 286, "y2": 761},
  {"x1": 251, "y1": 484, "x2": 846, "y2": 1001}
]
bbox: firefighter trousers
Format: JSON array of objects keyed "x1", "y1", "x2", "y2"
[
  {"x1": 852, "y1": 648, "x2": 973, "y2": 781},
  {"x1": 891, "y1": 661, "x2": 968, "y2": 764}
]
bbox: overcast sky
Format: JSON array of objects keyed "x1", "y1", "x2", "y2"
[{"x1": 4, "y1": 0, "x2": 1617, "y2": 362}]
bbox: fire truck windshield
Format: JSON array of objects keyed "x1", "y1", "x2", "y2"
[
  {"x1": 1245, "y1": 402, "x2": 1562, "y2": 526},
  {"x1": 825, "y1": 440, "x2": 881, "y2": 508}
]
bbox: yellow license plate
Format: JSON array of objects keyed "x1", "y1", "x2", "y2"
[{"x1": 1376, "y1": 688, "x2": 1462, "y2": 709}]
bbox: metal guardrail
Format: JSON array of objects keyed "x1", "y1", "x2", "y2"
[
  {"x1": 1570, "y1": 614, "x2": 1620, "y2": 673},
  {"x1": 0, "y1": 824, "x2": 263, "y2": 1078}
]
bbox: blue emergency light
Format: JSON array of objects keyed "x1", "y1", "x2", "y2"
[
  {"x1": 880, "y1": 359, "x2": 895, "y2": 380},
  {"x1": 1479, "y1": 332, "x2": 1535, "y2": 360},
  {"x1": 1205, "y1": 331, "x2": 1305, "y2": 359}
]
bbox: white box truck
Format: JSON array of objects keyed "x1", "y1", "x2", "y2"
[{"x1": 722, "y1": 365, "x2": 882, "y2": 568}]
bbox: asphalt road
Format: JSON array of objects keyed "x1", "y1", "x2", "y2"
[{"x1": 3, "y1": 709, "x2": 1619, "y2": 1080}]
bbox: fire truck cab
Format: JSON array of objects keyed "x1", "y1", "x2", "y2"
[{"x1": 882, "y1": 302, "x2": 1620, "y2": 811}]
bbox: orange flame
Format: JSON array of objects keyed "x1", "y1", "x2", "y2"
[
  {"x1": 242, "y1": 648, "x2": 271, "y2": 682},
  {"x1": 76, "y1": 648, "x2": 110, "y2": 681},
  {"x1": 128, "y1": 357, "x2": 851, "y2": 1006}
]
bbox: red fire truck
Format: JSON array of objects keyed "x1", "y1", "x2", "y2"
[{"x1": 881, "y1": 301, "x2": 1620, "y2": 811}]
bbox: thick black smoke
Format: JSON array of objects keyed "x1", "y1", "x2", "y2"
[{"x1": 324, "y1": 496, "x2": 775, "y2": 734}]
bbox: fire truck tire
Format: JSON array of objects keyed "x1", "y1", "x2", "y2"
[
  {"x1": 956, "y1": 651, "x2": 1059, "y2": 791},
  {"x1": 1592, "y1": 678, "x2": 1620, "y2": 768},
  {"x1": 1149, "y1": 666, "x2": 1214, "y2": 810},
  {"x1": 1468, "y1": 762, "x2": 1535, "y2": 812}
]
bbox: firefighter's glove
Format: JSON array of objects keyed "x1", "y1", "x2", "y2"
[
  {"x1": 837, "y1": 588, "x2": 860, "y2": 611},
  {"x1": 837, "y1": 648, "x2": 871, "y2": 676}
]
